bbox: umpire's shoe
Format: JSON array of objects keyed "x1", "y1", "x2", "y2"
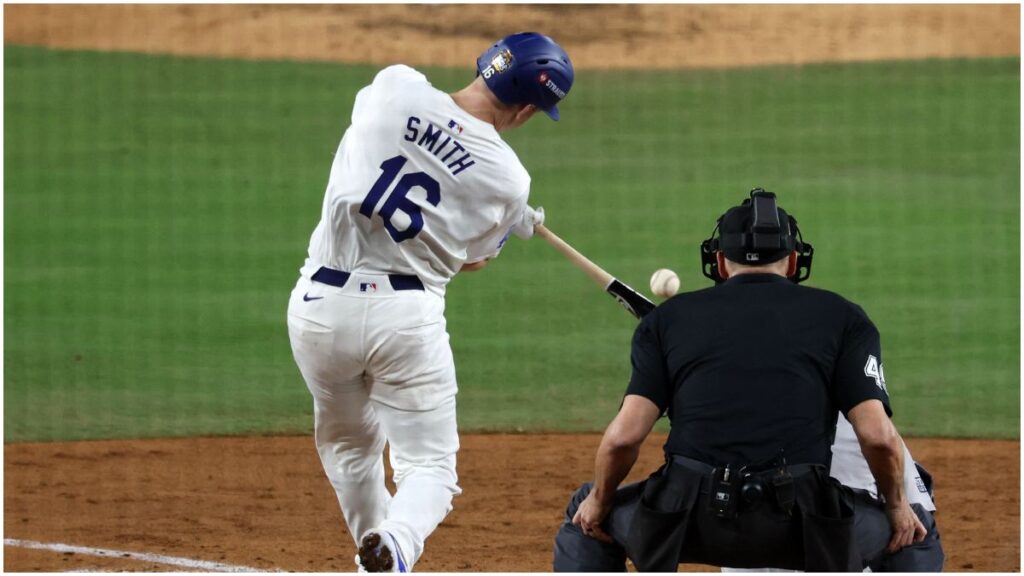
[{"x1": 357, "y1": 531, "x2": 408, "y2": 573}]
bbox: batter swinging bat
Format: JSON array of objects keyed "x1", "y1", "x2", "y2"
[{"x1": 534, "y1": 224, "x2": 655, "y2": 319}]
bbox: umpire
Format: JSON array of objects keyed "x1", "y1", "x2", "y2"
[{"x1": 553, "y1": 189, "x2": 926, "y2": 572}]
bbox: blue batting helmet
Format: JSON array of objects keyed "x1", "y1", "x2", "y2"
[{"x1": 476, "y1": 32, "x2": 574, "y2": 121}]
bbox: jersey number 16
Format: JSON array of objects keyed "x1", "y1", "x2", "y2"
[{"x1": 359, "y1": 155, "x2": 441, "y2": 243}]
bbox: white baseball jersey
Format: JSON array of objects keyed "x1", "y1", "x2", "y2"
[
  {"x1": 830, "y1": 414, "x2": 936, "y2": 511},
  {"x1": 301, "y1": 65, "x2": 531, "y2": 295}
]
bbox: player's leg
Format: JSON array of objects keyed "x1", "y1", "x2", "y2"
[
  {"x1": 361, "y1": 290, "x2": 462, "y2": 569},
  {"x1": 373, "y1": 396, "x2": 461, "y2": 570},
  {"x1": 553, "y1": 482, "x2": 642, "y2": 571},
  {"x1": 358, "y1": 289, "x2": 458, "y2": 565},
  {"x1": 309, "y1": 378, "x2": 390, "y2": 545},
  {"x1": 288, "y1": 280, "x2": 390, "y2": 544}
]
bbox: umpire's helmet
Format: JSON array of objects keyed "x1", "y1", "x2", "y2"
[
  {"x1": 476, "y1": 32, "x2": 574, "y2": 121},
  {"x1": 700, "y1": 188, "x2": 815, "y2": 284}
]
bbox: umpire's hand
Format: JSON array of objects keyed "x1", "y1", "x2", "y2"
[
  {"x1": 572, "y1": 491, "x2": 614, "y2": 544},
  {"x1": 885, "y1": 502, "x2": 928, "y2": 553}
]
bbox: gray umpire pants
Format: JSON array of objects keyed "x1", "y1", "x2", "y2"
[
  {"x1": 553, "y1": 483, "x2": 945, "y2": 572},
  {"x1": 851, "y1": 490, "x2": 945, "y2": 572},
  {"x1": 553, "y1": 482, "x2": 640, "y2": 572}
]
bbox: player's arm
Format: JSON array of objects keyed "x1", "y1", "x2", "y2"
[
  {"x1": 460, "y1": 191, "x2": 532, "y2": 271},
  {"x1": 460, "y1": 259, "x2": 491, "y2": 272}
]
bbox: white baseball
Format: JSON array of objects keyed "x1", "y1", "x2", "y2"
[{"x1": 649, "y1": 268, "x2": 680, "y2": 298}]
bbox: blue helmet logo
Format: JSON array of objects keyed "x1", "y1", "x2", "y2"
[{"x1": 476, "y1": 32, "x2": 574, "y2": 121}]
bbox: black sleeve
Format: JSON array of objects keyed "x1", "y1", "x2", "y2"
[
  {"x1": 834, "y1": 304, "x2": 893, "y2": 417},
  {"x1": 625, "y1": 311, "x2": 671, "y2": 415}
]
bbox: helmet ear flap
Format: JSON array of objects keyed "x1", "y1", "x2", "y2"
[
  {"x1": 700, "y1": 217, "x2": 725, "y2": 284},
  {"x1": 790, "y1": 216, "x2": 814, "y2": 284},
  {"x1": 793, "y1": 242, "x2": 814, "y2": 283}
]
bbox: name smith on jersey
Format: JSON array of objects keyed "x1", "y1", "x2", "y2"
[{"x1": 404, "y1": 116, "x2": 476, "y2": 176}]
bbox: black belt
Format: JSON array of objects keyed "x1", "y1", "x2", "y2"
[
  {"x1": 311, "y1": 267, "x2": 424, "y2": 291},
  {"x1": 671, "y1": 455, "x2": 821, "y2": 517},
  {"x1": 670, "y1": 455, "x2": 715, "y2": 474},
  {"x1": 670, "y1": 455, "x2": 820, "y2": 479}
]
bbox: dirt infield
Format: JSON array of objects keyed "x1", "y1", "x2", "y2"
[
  {"x1": 3, "y1": 434, "x2": 1020, "y2": 572},
  {"x1": 5, "y1": 4, "x2": 1019, "y2": 70},
  {"x1": 4, "y1": 4, "x2": 1020, "y2": 573}
]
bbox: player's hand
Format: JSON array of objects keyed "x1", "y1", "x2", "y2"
[
  {"x1": 512, "y1": 205, "x2": 544, "y2": 240},
  {"x1": 884, "y1": 503, "x2": 927, "y2": 553},
  {"x1": 572, "y1": 491, "x2": 613, "y2": 544}
]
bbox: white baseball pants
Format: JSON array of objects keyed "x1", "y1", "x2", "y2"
[{"x1": 287, "y1": 272, "x2": 462, "y2": 569}]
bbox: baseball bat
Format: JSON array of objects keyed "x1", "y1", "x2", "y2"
[{"x1": 534, "y1": 224, "x2": 655, "y2": 319}]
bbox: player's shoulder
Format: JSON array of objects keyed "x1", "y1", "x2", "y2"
[
  {"x1": 490, "y1": 160, "x2": 531, "y2": 205},
  {"x1": 502, "y1": 152, "x2": 531, "y2": 195},
  {"x1": 373, "y1": 64, "x2": 431, "y2": 88},
  {"x1": 358, "y1": 64, "x2": 443, "y2": 123},
  {"x1": 462, "y1": 132, "x2": 531, "y2": 197}
]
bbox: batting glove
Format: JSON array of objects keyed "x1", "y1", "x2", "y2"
[{"x1": 512, "y1": 205, "x2": 545, "y2": 240}]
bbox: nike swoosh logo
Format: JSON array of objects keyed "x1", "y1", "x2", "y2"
[{"x1": 303, "y1": 293, "x2": 324, "y2": 302}]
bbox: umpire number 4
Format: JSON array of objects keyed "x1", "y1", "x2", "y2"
[
  {"x1": 864, "y1": 355, "x2": 887, "y2": 393},
  {"x1": 359, "y1": 155, "x2": 441, "y2": 243}
]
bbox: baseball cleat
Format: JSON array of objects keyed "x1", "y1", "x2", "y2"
[{"x1": 357, "y1": 531, "x2": 407, "y2": 573}]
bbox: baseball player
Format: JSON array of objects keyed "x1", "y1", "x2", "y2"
[{"x1": 286, "y1": 33, "x2": 573, "y2": 572}]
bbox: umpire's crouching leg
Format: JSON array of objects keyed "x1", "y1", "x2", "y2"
[
  {"x1": 882, "y1": 504, "x2": 945, "y2": 572},
  {"x1": 553, "y1": 482, "x2": 639, "y2": 572}
]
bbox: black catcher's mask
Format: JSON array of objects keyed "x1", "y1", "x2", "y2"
[{"x1": 700, "y1": 188, "x2": 814, "y2": 284}]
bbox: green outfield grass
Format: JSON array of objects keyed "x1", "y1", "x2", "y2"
[{"x1": 5, "y1": 46, "x2": 1019, "y2": 442}]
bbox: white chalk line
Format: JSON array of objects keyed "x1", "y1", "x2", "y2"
[{"x1": 4, "y1": 538, "x2": 278, "y2": 572}]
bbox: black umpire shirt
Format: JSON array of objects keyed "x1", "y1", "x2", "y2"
[{"x1": 626, "y1": 273, "x2": 892, "y2": 468}]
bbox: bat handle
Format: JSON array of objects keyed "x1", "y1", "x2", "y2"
[{"x1": 534, "y1": 224, "x2": 614, "y2": 289}]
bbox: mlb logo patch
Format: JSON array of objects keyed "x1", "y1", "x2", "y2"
[
  {"x1": 359, "y1": 282, "x2": 378, "y2": 293},
  {"x1": 448, "y1": 119, "x2": 464, "y2": 134}
]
